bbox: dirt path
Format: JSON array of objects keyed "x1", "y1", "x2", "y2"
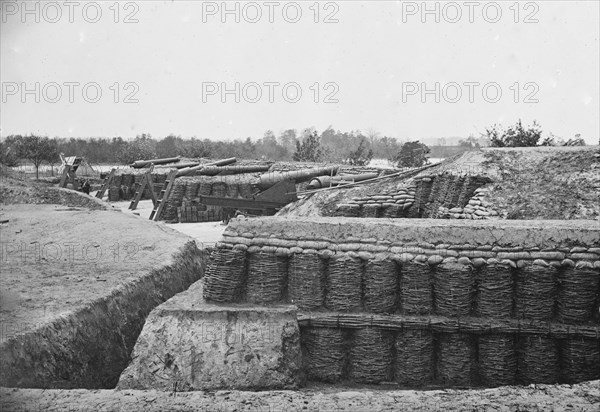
[
  {"x1": 2, "y1": 380, "x2": 599, "y2": 411},
  {"x1": 112, "y1": 198, "x2": 226, "y2": 246}
]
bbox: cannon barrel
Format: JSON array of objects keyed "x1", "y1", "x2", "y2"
[
  {"x1": 169, "y1": 162, "x2": 201, "y2": 169},
  {"x1": 176, "y1": 157, "x2": 239, "y2": 177},
  {"x1": 207, "y1": 157, "x2": 237, "y2": 167},
  {"x1": 130, "y1": 157, "x2": 181, "y2": 168},
  {"x1": 256, "y1": 166, "x2": 339, "y2": 190},
  {"x1": 198, "y1": 165, "x2": 271, "y2": 176},
  {"x1": 306, "y1": 172, "x2": 379, "y2": 190}
]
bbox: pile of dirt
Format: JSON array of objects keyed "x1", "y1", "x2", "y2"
[
  {"x1": 478, "y1": 147, "x2": 600, "y2": 220},
  {"x1": 0, "y1": 165, "x2": 109, "y2": 210}
]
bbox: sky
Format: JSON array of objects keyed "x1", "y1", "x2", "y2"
[{"x1": 1, "y1": 0, "x2": 599, "y2": 144}]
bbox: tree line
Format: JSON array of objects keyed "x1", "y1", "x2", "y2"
[
  {"x1": 0, "y1": 127, "x2": 411, "y2": 169},
  {"x1": 1, "y1": 120, "x2": 585, "y2": 179}
]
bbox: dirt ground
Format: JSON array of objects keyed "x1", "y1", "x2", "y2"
[
  {"x1": 0, "y1": 204, "x2": 196, "y2": 339},
  {"x1": 1, "y1": 380, "x2": 599, "y2": 411},
  {"x1": 111, "y1": 198, "x2": 226, "y2": 246}
]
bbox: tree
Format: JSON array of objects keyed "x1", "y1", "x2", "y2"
[
  {"x1": 0, "y1": 136, "x2": 20, "y2": 166},
  {"x1": 118, "y1": 134, "x2": 156, "y2": 165},
  {"x1": 458, "y1": 135, "x2": 482, "y2": 149},
  {"x1": 393, "y1": 141, "x2": 430, "y2": 168},
  {"x1": 346, "y1": 137, "x2": 374, "y2": 166},
  {"x1": 293, "y1": 131, "x2": 323, "y2": 162},
  {"x1": 156, "y1": 134, "x2": 182, "y2": 158},
  {"x1": 15, "y1": 135, "x2": 59, "y2": 179},
  {"x1": 486, "y1": 119, "x2": 543, "y2": 147}
]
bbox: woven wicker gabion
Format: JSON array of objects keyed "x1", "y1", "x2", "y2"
[
  {"x1": 557, "y1": 267, "x2": 600, "y2": 324},
  {"x1": 448, "y1": 175, "x2": 465, "y2": 208},
  {"x1": 302, "y1": 327, "x2": 346, "y2": 383},
  {"x1": 437, "y1": 333, "x2": 476, "y2": 386},
  {"x1": 238, "y1": 183, "x2": 254, "y2": 199},
  {"x1": 361, "y1": 204, "x2": 380, "y2": 218},
  {"x1": 108, "y1": 186, "x2": 120, "y2": 201},
  {"x1": 406, "y1": 182, "x2": 422, "y2": 218},
  {"x1": 211, "y1": 181, "x2": 228, "y2": 197},
  {"x1": 478, "y1": 335, "x2": 516, "y2": 387},
  {"x1": 394, "y1": 329, "x2": 434, "y2": 387},
  {"x1": 227, "y1": 182, "x2": 239, "y2": 198},
  {"x1": 476, "y1": 264, "x2": 513, "y2": 318},
  {"x1": 154, "y1": 173, "x2": 167, "y2": 184},
  {"x1": 364, "y1": 259, "x2": 397, "y2": 313},
  {"x1": 382, "y1": 204, "x2": 403, "y2": 219},
  {"x1": 288, "y1": 253, "x2": 325, "y2": 310},
  {"x1": 399, "y1": 262, "x2": 433, "y2": 315},
  {"x1": 246, "y1": 252, "x2": 287, "y2": 304},
  {"x1": 120, "y1": 185, "x2": 132, "y2": 201},
  {"x1": 434, "y1": 262, "x2": 474, "y2": 316},
  {"x1": 203, "y1": 248, "x2": 247, "y2": 303},
  {"x1": 163, "y1": 181, "x2": 186, "y2": 222},
  {"x1": 121, "y1": 173, "x2": 134, "y2": 187},
  {"x1": 184, "y1": 182, "x2": 199, "y2": 200},
  {"x1": 518, "y1": 335, "x2": 559, "y2": 384},
  {"x1": 515, "y1": 264, "x2": 557, "y2": 321},
  {"x1": 561, "y1": 338, "x2": 600, "y2": 383},
  {"x1": 326, "y1": 255, "x2": 363, "y2": 311},
  {"x1": 198, "y1": 181, "x2": 212, "y2": 196},
  {"x1": 337, "y1": 204, "x2": 361, "y2": 217},
  {"x1": 349, "y1": 328, "x2": 394, "y2": 384}
]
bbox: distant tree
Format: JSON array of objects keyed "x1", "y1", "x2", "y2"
[
  {"x1": 393, "y1": 141, "x2": 430, "y2": 168},
  {"x1": 184, "y1": 137, "x2": 211, "y2": 158},
  {"x1": 118, "y1": 134, "x2": 157, "y2": 165},
  {"x1": 293, "y1": 131, "x2": 323, "y2": 162},
  {"x1": 486, "y1": 119, "x2": 543, "y2": 147},
  {"x1": 256, "y1": 130, "x2": 288, "y2": 160},
  {"x1": 277, "y1": 129, "x2": 297, "y2": 156},
  {"x1": 563, "y1": 134, "x2": 586, "y2": 146},
  {"x1": 13, "y1": 135, "x2": 59, "y2": 179},
  {"x1": 0, "y1": 137, "x2": 20, "y2": 166},
  {"x1": 156, "y1": 134, "x2": 182, "y2": 158},
  {"x1": 346, "y1": 137, "x2": 374, "y2": 166},
  {"x1": 458, "y1": 135, "x2": 482, "y2": 149}
]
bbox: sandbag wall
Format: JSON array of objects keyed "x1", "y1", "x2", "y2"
[
  {"x1": 203, "y1": 217, "x2": 600, "y2": 388},
  {"x1": 158, "y1": 176, "x2": 257, "y2": 223},
  {"x1": 106, "y1": 172, "x2": 168, "y2": 202},
  {"x1": 336, "y1": 174, "x2": 492, "y2": 219}
]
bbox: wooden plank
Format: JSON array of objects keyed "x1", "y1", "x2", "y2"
[
  {"x1": 150, "y1": 170, "x2": 177, "y2": 221},
  {"x1": 95, "y1": 168, "x2": 116, "y2": 199}
]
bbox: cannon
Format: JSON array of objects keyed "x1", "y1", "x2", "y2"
[
  {"x1": 197, "y1": 165, "x2": 272, "y2": 176},
  {"x1": 130, "y1": 156, "x2": 181, "y2": 168},
  {"x1": 198, "y1": 179, "x2": 297, "y2": 223},
  {"x1": 256, "y1": 166, "x2": 339, "y2": 190},
  {"x1": 306, "y1": 172, "x2": 379, "y2": 190},
  {"x1": 176, "y1": 157, "x2": 238, "y2": 177}
]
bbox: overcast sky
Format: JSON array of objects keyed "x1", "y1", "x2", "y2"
[{"x1": 1, "y1": 0, "x2": 598, "y2": 144}]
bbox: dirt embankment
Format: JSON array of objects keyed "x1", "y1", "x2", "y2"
[
  {"x1": 0, "y1": 205, "x2": 209, "y2": 389},
  {"x1": 478, "y1": 147, "x2": 600, "y2": 220},
  {"x1": 1, "y1": 165, "x2": 109, "y2": 210}
]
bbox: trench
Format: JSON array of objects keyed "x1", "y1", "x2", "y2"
[{"x1": 0, "y1": 241, "x2": 211, "y2": 389}]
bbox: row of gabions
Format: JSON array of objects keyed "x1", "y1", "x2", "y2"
[
  {"x1": 336, "y1": 174, "x2": 491, "y2": 218},
  {"x1": 203, "y1": 247, "x2": 600, "y2": 388},
  {"x1": 203, "y1": 248, "x2": 600, "y2": 324},
  {"x1": 302, "y1": 326, "x2": 600, "y2": 387}
]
